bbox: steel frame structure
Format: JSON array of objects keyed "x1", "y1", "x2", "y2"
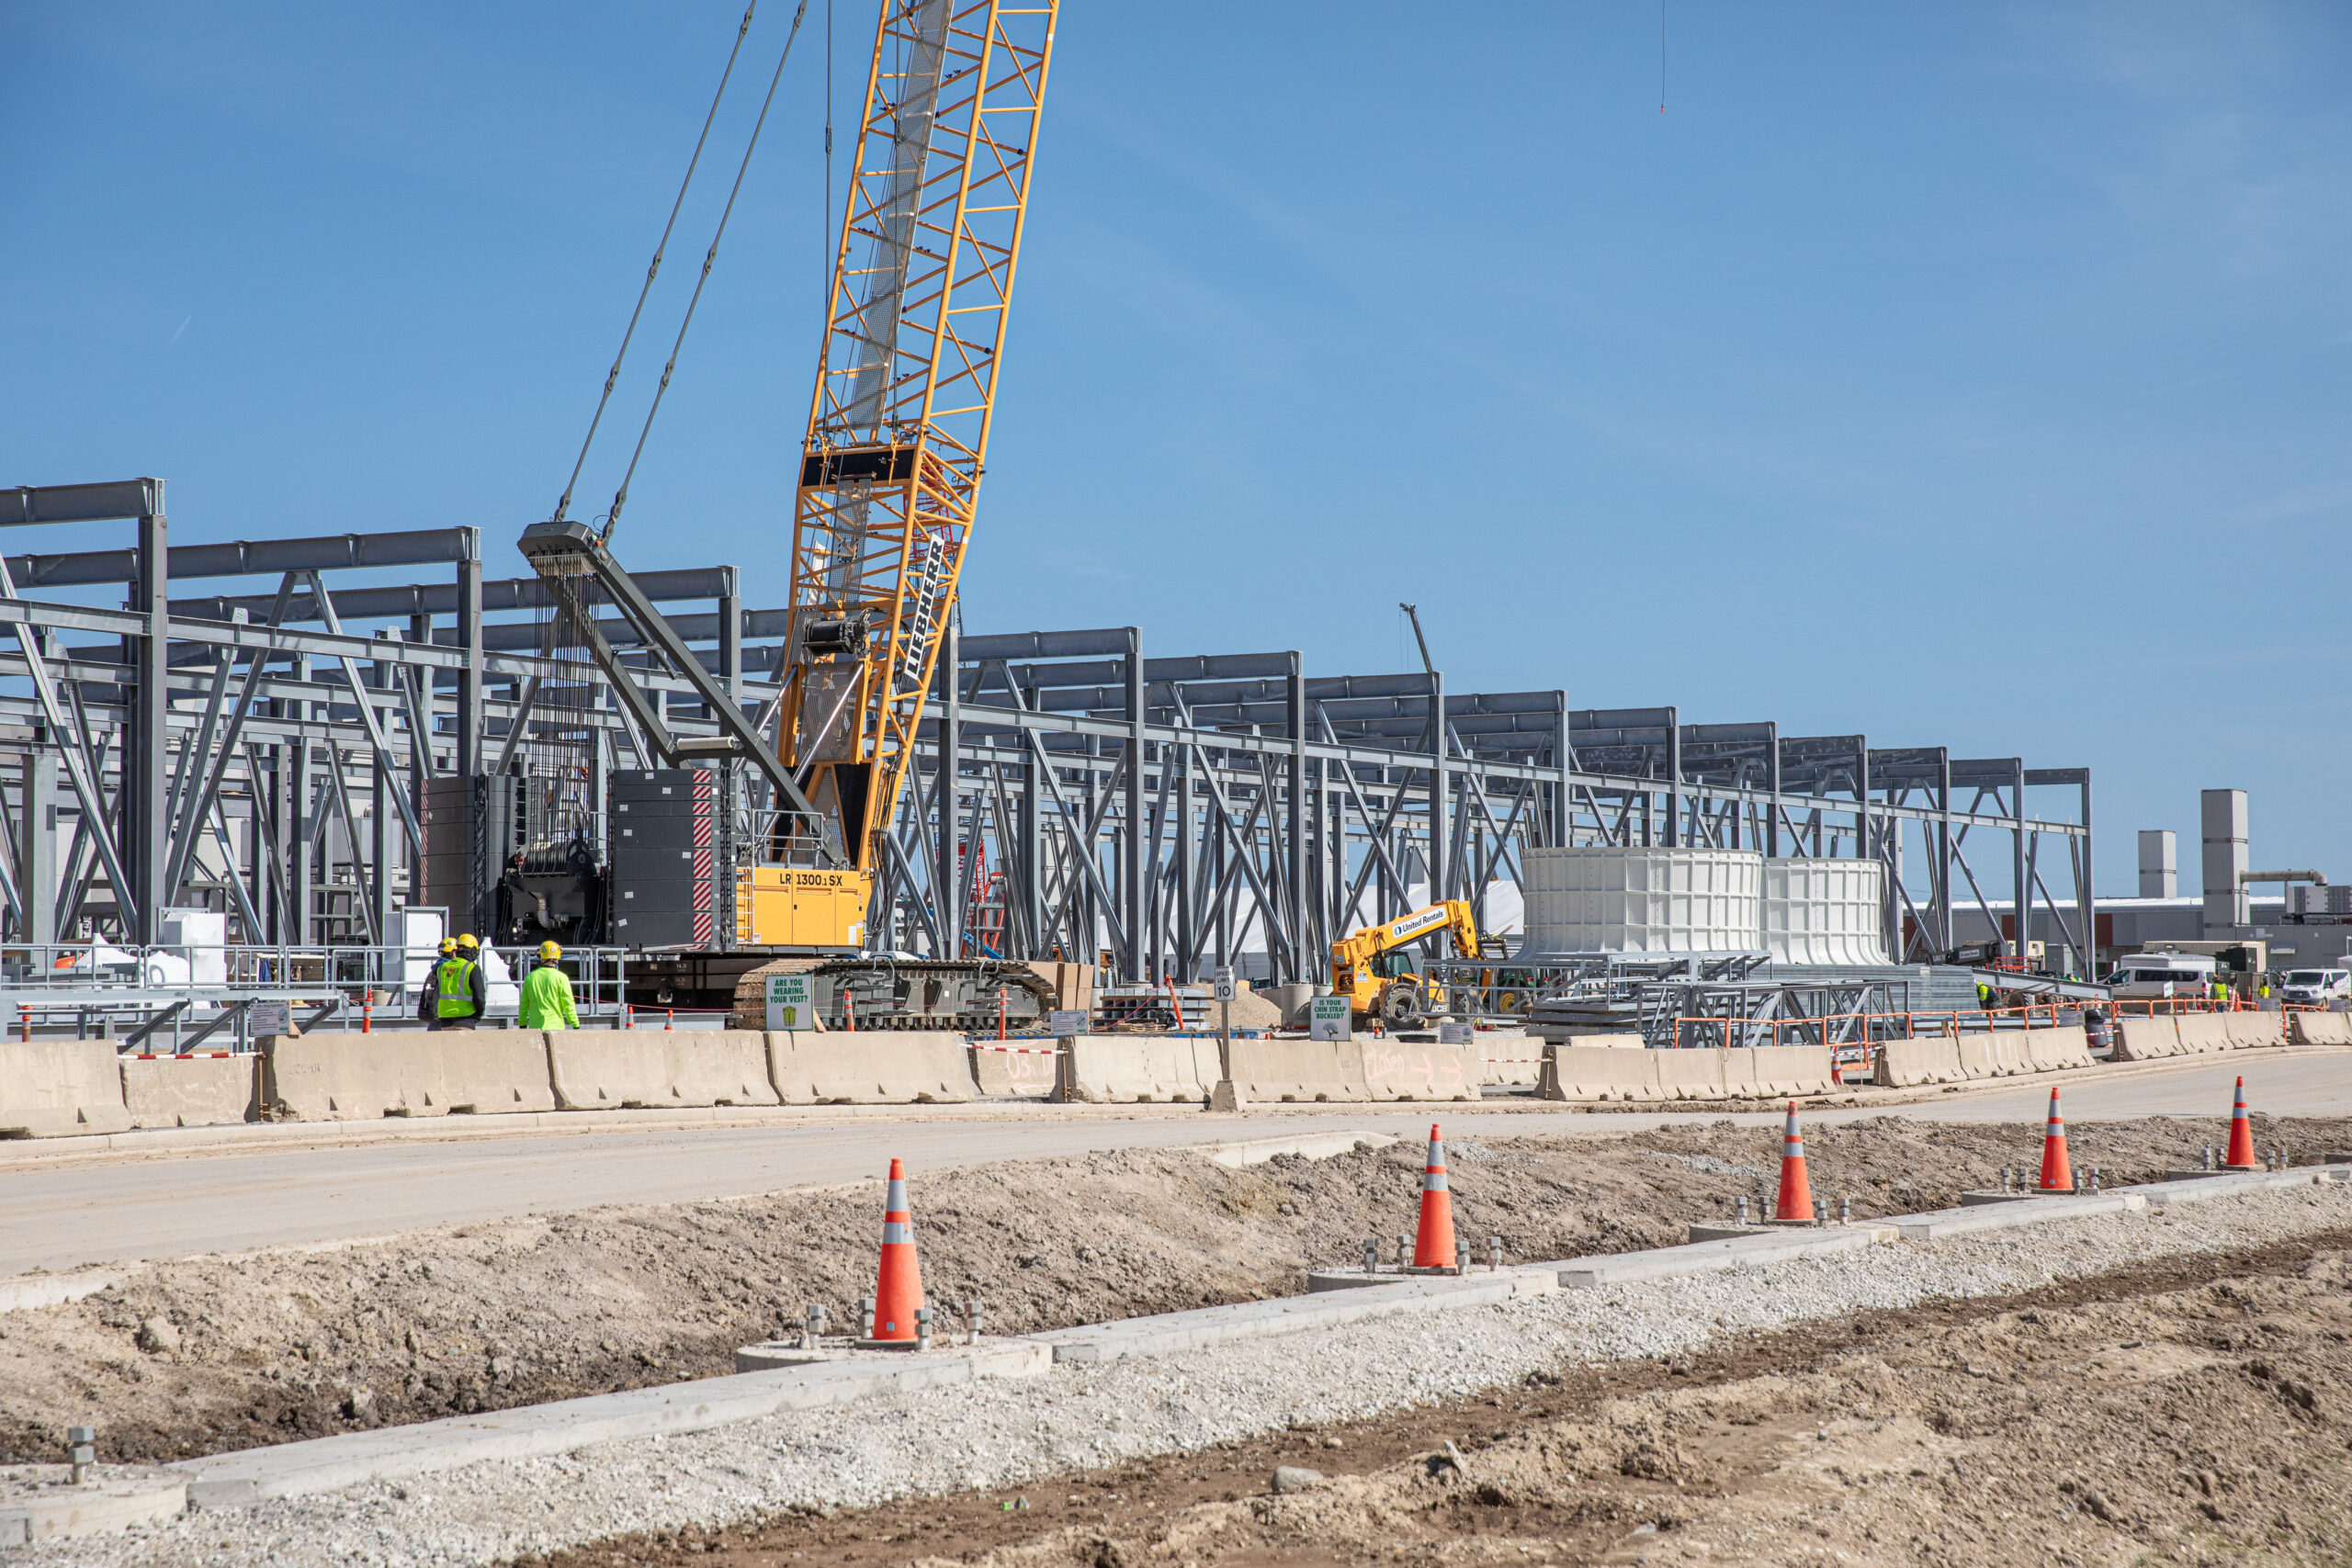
[{"x1": 0, "y1": 484, "x2": 2095, "y2": 990}]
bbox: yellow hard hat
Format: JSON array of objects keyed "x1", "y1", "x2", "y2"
[
  {"x1": 537, "y1": 941, "x2": 561, "y2": 963},
  {"x1": 456, "y1": 932, "x2": 480, "y2": 951},
  {"x1": 438, "y1": 938, "x2": 457, "y2": 957}
]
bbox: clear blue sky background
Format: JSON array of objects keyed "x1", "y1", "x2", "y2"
[{"x1": 5, "y1": 2, "x2": 2348, "y2": 896}]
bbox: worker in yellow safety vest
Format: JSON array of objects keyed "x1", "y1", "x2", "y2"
[
  {"x1": 519, "y1": 941, "x2": 579, "y2": 1030},
  {"x1": 419, "y1": 933, "x2": 486, "y2": 1029}
]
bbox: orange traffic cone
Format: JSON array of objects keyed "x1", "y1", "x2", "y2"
[
  {"x1": 1774, "y1": 1101, "x2": 1814, "y2": 1222},
  {"x1": 2222, "y1": 1076, "x2": 2259, "y2": 1169},
  {"x1": 1411, "y1": 1123, "x2": 1457, "y2": 1269},
  {"x1": 869, "y1": 1158, "x2": 924, "y2": 1342},
  {"x1": 2037, "y1": 1087, "x2": 2073, "y2": 1191}
]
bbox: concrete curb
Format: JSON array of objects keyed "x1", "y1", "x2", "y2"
[
  {"x1": 1891, "y1": 1192, "x2": 2146, "y2": 1239},
  {"x1": 1545, "y1": 1225, "x2": 1892, "y2": 1287},
  {"x1": 2140, "y1": 1168, "x2": 2350, "y2": 1206},
  {"x1": 170, "y1": 1353, "x2": 999, "y2": 1507},
  {"x1": 1031, "y1": 1268, "x2": 1557, "y2": 1365},
  {"x1": 1189, "y1": 1131, "x2": 1401, "y2": 1167}
]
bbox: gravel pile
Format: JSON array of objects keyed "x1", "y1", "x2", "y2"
[{"x1": 41, "y1": 1181, "x2": 2352, "y2": 1567}]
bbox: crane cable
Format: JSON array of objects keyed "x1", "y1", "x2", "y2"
[
  {"x1": 552, "y1": 1, "x2": 763, "y2": 527},
  {"x1": 602, "y1": 0, "x2": 812, "y2": 544}
]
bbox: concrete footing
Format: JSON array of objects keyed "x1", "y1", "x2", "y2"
[
  {"x1": 1306, "y1": 1264, "x2": 1493, "y2": 1292},
  {"x1": 0, "y1": 1465, "x2": 187, "y2": 1542},
  {"x1": 733, "y1": 1339, "x2": 1051, "y2": 1377}
]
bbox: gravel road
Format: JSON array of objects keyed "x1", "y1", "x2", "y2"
[{"x1": 39, "y1": 1180, "x2": 2352, "y2": 1567}]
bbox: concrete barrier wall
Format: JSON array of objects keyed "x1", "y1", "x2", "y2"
[
  {"x1": 1738, "y1": 1045, "x2": 1837, "y2": 1097},
  {"x1": 1052, "y1": 1036, "x2": 1219, "y2": 1103},
  {"x1": 2114, "y1": 1017, "x2": 2181, "y2": 1061},
  {"x1": 268, "y1": 1034, "x2": 467, "y2": 1120},
  {"x1": 1953, "y1": 1035, "x2": 2006, "y2": 1077},
  {"x1": 1875, "y1": 1038, "x2": 1964, "y2": 1087},
  {"x1": 266, "y1": 1032, "x2": 558, "y2": 1120},
  {"x1": 439, "y1": 1033, "x2": 561, "y2": 1114},
  {"x1": 0, "y1": 1041, "x2": 133, "y2": 1136},
  {"x1": 2174, "y1": 1014, "x2": 2234, "y2": 1055},
  {"x1": 769, "y1": 1031, "x2": 977, "y2": 1104},
  {"x1": 1650, "y1": 1049, "x2": 1724, "y2": 1100},
  {"x1": 2223, "y1": 1011, "x2": 2281, "y2": 1051},
  {"x1": 1358, "y1": 1040, "x2": 1480, "y2": 1101},
  {"x1": 120, "y1": 1055, "x2": 258, "y2": 1128},
  {"x1": 1537, "y1": 1043, "x2": 1831, "y2": 1102},
  {"x1": 2290, "y1": 1011, "x2": 2352, "y2": 1046},
  {"x1": 968, "y1": 1043, "x2": 1059, "y2": 1097},
  {"x1": 1479, "y1": 1040, "x2": 1544, "y2": 1087},
  {"x1": 2022, "y1": 1026, "x2": 2094, "y2": 1072},
  {"x1": 1538, "y1": 1044, "x2": 1655, "y2": 1100},
  {"x1": 1228, "y1": 1038, "x2": 1366, "y2": 1102},
  {"x1": 547, "y1": 1031, "x2": 780, "y2": 1111}
]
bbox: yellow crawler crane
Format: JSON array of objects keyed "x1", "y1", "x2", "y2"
[
  {"x1": 761, "y1": 0, "x2": 1058, "y2": 947},
  {"x1": 1331, "y1": 901, "x2": 1485, "y2": 1024},
  {"x1": 523, "y1": 1, "x2": 1058, "y2": 1027}
]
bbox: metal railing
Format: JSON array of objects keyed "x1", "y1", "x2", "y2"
[{"x1": 1, "y1": 942, "x2": 634, "y2": 1046}]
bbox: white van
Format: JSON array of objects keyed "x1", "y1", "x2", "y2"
[
  {"x1": 2278, "y1": 968, "x2": 2351, "y2": 1005},
  {"x1": 2108, "y1": 952, "x2": 2218, "y2": 1000}
]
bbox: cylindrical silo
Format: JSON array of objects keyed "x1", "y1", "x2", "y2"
[
  {"x1": 1760, "y1": 857, "x2": 1890, "y2": 966},
  {"x1": 1520, "y1": 847, "x2": 1764, "y2": 955}
]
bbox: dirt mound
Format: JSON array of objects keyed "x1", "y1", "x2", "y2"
[{"x1": 9, "y1": 1111, "x2": 2341, "y2": 1468}]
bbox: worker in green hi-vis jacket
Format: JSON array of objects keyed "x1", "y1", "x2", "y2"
[{"x1": 519, "y1": 941, "x2": 580, "y2": 1030}]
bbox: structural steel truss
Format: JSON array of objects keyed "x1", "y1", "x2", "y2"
[{"x1": 0, "y1": 482, "x2": 2094, "y2": 986}]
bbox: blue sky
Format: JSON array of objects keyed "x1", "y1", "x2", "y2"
[{"x1": 5, "y1": 2, "x2": 2349, "y2": 892}]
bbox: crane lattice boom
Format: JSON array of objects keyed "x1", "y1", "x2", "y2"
[{"x1": 780, "y1": 0, "x2": 1057, "y2": 890}]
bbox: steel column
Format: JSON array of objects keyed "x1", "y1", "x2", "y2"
[{"x1": 456, "y1": 539, "x2": 483, "y2": 777}]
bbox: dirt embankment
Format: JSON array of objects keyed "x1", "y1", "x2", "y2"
[
  {"x1": 530, "y1": 1231, "x2": 2352, "y2": 1568},
  {"x1": 6, "y1": 1112, "x2": 2340, "y2": 1467}
]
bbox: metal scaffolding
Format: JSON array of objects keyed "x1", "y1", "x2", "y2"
[{"x1": 0, "y1": 480, "x2": 2095, "y2": 993}]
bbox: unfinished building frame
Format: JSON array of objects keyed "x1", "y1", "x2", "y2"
[{"x1": 0, "y1": 481, "x2": 2096, "y2": 991}]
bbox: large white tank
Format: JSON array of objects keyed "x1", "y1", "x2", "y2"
[
  {"x1": 1521, "y1": 847, "x2": 1764, "y2": 954},
  {"x1": 1761, "y1": 857, "x2": 1890, "y2": 965}
]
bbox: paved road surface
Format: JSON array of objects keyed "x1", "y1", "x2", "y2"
[{"x1": 5, "y1": 1052, "x2": 2345, "y2": 1277}]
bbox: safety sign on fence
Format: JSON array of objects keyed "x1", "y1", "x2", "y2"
[
  {"x1": 764, "y1": 974, "x2": 812, "y2": 1031},
  {"x1": 1048, "y1": 1010, "x2": 1088, "y2": 1039},
  {"x1": 1308, "y1": 994, "x2": 1352, "y2": 1043}
]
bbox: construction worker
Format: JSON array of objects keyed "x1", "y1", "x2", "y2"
[
  {"x1": 416, "y1": 939, "x2": 458, "y2": 1029},
  {"x1": 419, "y1": 933, "x2": 487, "y2": 1029},
  {"x1": 519, "y1": 941, "x2": 579, "y2": 1030}
]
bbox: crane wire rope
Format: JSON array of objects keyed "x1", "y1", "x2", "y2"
[
  {"x1": 551, "y1": 1, "x2": 763, "y2": 526},
  {"x1": 601, "y1": 0, "x2": 812, "y2": 543}
]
